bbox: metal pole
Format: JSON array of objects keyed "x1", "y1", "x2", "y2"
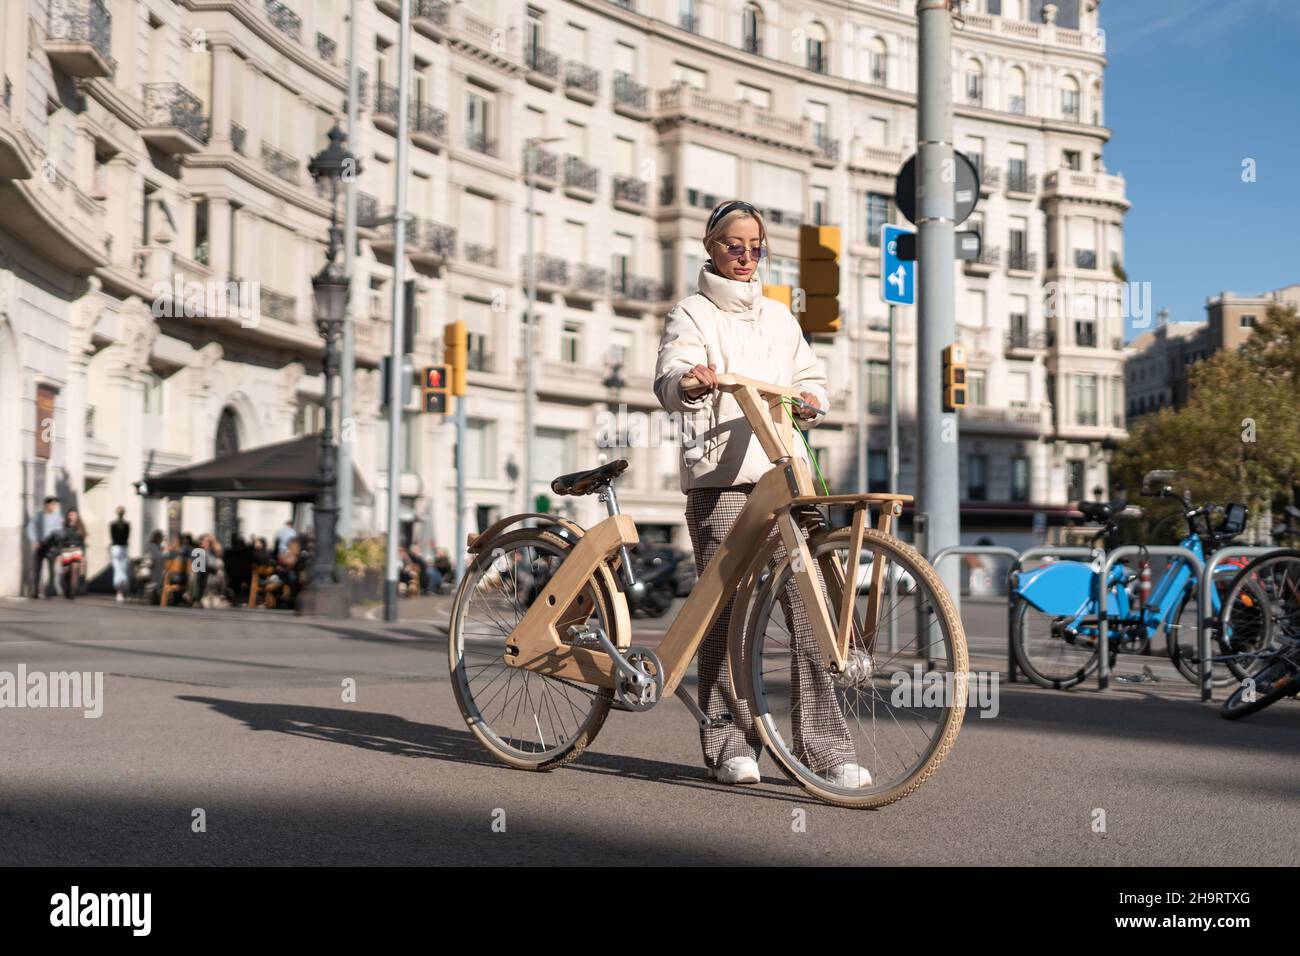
[
  {"x1": 916, "y1": 0, "x2": 961, "y2": 609},
  {"x1": 383, "y1": 0, "x2": 412, "y2": 622},
  {"x1": 888, "y1": 302, "x2": 899, "y2": 653},
  {"x1": 338, "y1": 0, "x2": 359, "y2": 540},
  {"x1": 855, "y1": 267, "x2": 867, "y2": 496},
  {"x1": 524, "y1": 143, "x2": 537, "y2": 519},
  {"x1": 454, "y1": 392, "x2": 467, "y2": 587}
]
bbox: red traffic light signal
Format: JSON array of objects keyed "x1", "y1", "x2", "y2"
[{"x1": 424, "y1": 366, "x2": 446, "y2": 389}]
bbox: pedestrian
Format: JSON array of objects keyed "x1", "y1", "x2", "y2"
[
  {"x1": 274, "y1": 519, "x2": 298, "y2": 558},
  {"x1": 26, "y1": 496, "x2": 63, "y2": 598},
  {"x1": 652, "y1": 198, "x2": 869, "y2": 789},
  {"x1": 109, "y1": 505, "x2": 131, "y2": 602},
  {"x1": 60, "y1": 509, "x2": 88, "y2": 600}
]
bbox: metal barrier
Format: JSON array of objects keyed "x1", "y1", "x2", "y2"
[
  {"x1": 1197, "y1": 546, "x2": 1277, "y2": 702},
  {"x1": 1096, "y1": 546, "x2": 1203, "y2": 691},
  {"x1": 1005, "y1": 547, "x2": 1099, "y2": 681},
  {"x1": 927, "y1": 546, "x2": 1020, "y2": 670}
]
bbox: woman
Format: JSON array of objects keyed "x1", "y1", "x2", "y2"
[
  {"x1": 653, "y1": 199, "x2": 870, "y2": 788},
  {"x1": 60, "y1": 510, "x2": 88, "y2": 600}
]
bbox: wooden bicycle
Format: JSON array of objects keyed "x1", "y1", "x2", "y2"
[{"x1": 448, "y1": 373, "x2": 967, "y2": 808}]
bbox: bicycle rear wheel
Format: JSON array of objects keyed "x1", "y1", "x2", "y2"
[
  {"x1": 1010, "y1": 596, "x2": 1102, "y2": 690},
  {"x1": 733, "y1": 527, "x2": 967, "y2": 810},
  {"x1": 1220, "y1": 654, "x2": 1299, "y2": 719},
  {"x1": 1219, "y1": 550, "x2": 1300, "y2": 689},
  {"x1": 448, "y1": 526, "x2": 617, "y2": 770}
]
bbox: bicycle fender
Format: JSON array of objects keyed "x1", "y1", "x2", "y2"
[{"x1": 1015, "y1": 561, "x2": 1122, "y2": 617}]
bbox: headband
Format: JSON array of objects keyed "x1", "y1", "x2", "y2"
[{"x1": 706, "y1": 200, "x2": 759, "y2": 235}]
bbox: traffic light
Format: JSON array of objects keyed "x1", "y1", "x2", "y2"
[
  {"x1": 798, "y1": 224, "x2": 841, "y2": 334},
  {"x1": 942, "y1": 344, "x2": 968, "y2": 412},
  {"x1": 380, "y1": 354, "x2": 415, "y2": 410},
  {"x1": 443, "y1": 320, "x2": 467, "y2": 397},
  {"x1": 422, "y1": 364, "x2": 450, "y2": 415}
]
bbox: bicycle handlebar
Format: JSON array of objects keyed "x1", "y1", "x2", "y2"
[{"x1": 680, "y1": 372, "x2": 803, "y2": 401}]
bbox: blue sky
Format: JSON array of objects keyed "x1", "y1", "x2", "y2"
[{"x1": 1101, "y1": 0, "x2": 1300, "y2": 337}]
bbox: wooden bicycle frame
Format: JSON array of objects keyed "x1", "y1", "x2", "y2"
[{"x1": 490, "y1": 373, "x2": 912, "y2": 697}]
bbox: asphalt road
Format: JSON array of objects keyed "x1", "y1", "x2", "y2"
[{"x1": 1, "y1": 596, "x2": 1296, "y2": 866}]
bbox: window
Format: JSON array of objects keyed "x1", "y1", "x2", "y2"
[
  {"x1": 1063, "y1": 149, "x2": 1081, "y2": 170},
  {"x1": 737, "y1": 82, "x2": 770, "y2": 109},
  {"x1": 967, "y1": 455, "x2": 988, "y2": 501},
  {"x1": 194, "y1": 199, "x2": 209, "y2": 265},
  {"x1": 1011, "y1": 457, "x2": 1030, "y2": 502},
  {"x1": 868, "y1": 449, "x2": 889, "y2": 493},
  {"x1": 1075, "y1": 320, "x2": 1096, "y2": 347},
  {"x1": 1007, "y1": 66, "x2": 1026, "y2": 114},
  {"x1": 466, "y1": 85, "x2": 494, "y2": 154},
  {"x1": 1111, "y1": 377, "x2": 1123, "y2": 427},
  {"x1": 1074, "y1": 374, "x2": 1098, "y2": 426},
  {"x1": 1061, "y1": 77, "x2": 1081, "y2": 121},
  {"x1": 742, "y1": 4, "x2": 762, "y2": 54},
  {"x1": 866, "y1": 192, "x2": 889, "y2": 246},
  {"x1": 464, "y1": 418, "x2": 495, "y2": 480},
  {"x1": 1068, "y1": 459, "x2": 1086, "y2": 502},
  {"x1": 671, "y1": 62, "x2": 707, "y2": 90},
  {"x1": 295, "y1": 401, "x2": 324, "y2": 437},
  {"x1": 561, "y1": 321, "x2": 581, "y2": 364},
  {"x1": 1240, "y1": 314, "x2": 1256, "y2": 327},
  {"x1": 144, "y1": 372, "x2": 165, "y2": 416},
  {"x1": 535, "y1": 427, "x2": 576, "y2": 480},
  {"x1": 679, "y1": 0, "x2": 697, "y2": 32},
  {"x1": 1007, "y1": 370, "x2": 1029, "y2": 407},
  {"x1": 811, "y1": 186, "x2": 829, "y2": 226},
  {"x1": 369, "y1": 276, "x2": 386, "y2": 320},
  {"x1": 968, "y1": 370, "x2": 986, "y2": 407},
  {"x1": 867, "y1": 361, "x2": 889, "y2": 414},
  {"x1": 807, "y1": 26, "x2": 828, "y2": 74},
  {"x1": 868, "y1": 38, "x2": 887, "y2": 85},
  {"x1": 965, "y1": 60, "x2": 984, "y2": 106}
]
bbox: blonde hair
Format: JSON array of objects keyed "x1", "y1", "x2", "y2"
[{"x1": 702, "y1": 199, "x2": 769, "y2": 281}]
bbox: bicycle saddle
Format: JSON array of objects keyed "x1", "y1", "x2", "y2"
[{"x1": 551, "y1": 459, "x2": 629, "y2": 496}]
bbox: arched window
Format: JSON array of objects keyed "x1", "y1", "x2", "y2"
[
  {"x1": 965, "y1": 58, "x2": 984, "y2": 106},
  {"x1": 1007, "y1": 65, "x2": 1027, "y2": 114},
  {"x1": 1061, "y1": 75, "x2": 1081, "y2": 121},
  {"x1": 742, "y1": 3, "x2": 763, "y2": 55},
  {"x1": 807, "y1": 22, "x2": 828, "y2": 74},
  {"x1": 868, "y1": 36, "x2": 887, "y2": 85}
]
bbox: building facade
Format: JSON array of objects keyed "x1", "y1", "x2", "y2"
[{"x1": 0, "y1": 0, "x2": 1128, "y2": 595}]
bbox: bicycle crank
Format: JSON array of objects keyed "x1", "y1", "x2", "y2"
[{"x1": 616, "y1": 646, "x2": 664, "y2": 712}]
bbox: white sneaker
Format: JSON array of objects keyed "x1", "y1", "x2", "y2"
[
  {"x1": 115, "y1": 593, "x2": 124, "y2": 603},
  {"x1": 826, "y1": 763, "x2": 873, "y2": 788},
  {"x1": 708, "y1": 756, "x2": 761, "y2": 785}
]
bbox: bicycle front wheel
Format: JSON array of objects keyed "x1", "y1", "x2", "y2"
[{"x1": 733, "y1": 527, "x2": 967, "y2": 810}]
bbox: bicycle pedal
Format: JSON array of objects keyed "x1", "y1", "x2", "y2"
[{"x1": 563, "y1": 625, "x2": 604, "y2": 648}]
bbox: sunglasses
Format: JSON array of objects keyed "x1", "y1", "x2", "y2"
[{"x1": 712, "y1": 240, "x2": 768, "y2": 261}]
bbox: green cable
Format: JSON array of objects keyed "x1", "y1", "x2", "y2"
[{"x1": 781, "y1": 398, "x2": 831, "y2": 496}]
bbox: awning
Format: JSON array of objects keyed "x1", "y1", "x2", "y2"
[{"x1": 138, "y1": 433, "x2": 373, "y2": 505}]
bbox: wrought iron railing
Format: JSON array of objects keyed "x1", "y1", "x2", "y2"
[
  {"x1": 356, "y1": 191, "x2": 379, "y2": 226},
  {"x1": 414, "y1": 0, "x2": 450, "y2": 26},
  {"x1": 659, "y1": 174, "x2": 675, "y2": 206},
  {"x1": 376, "y1": 81, "x2": 398, "y2": 120},
  {"x1": 1009, "y1": 95, "x2": 1025, "y2": 115},
  {"x1": 264, "y1": 0, "x2": 302, "y2": 42},
  {"x1": 260, "y1": 142, "x2": 298, "y2": 184},
  {"x1": 141, "y1": 83, "x2": 210, "y2": 144},
  {"x1": 48, "y1": 0, "x2": 114, "y2": 67},
  {"x1": 412, "y1": 102, "x2": 447, "y2": 141},
  {"x1": 463, "y1": 242, "x2": 496, "y2": 267},
  {"x1": 419, "y1": 219, "x2": 456, "y2": 259},
  {"x1": 612, "y1": 175, "x2": 646, "y2": 206},
  {"x1": 679, "y1": 12, "x2": 697, "y2": 32},
  {"x1": 1006, "y1": 250, "x2": 1037, "y2": 272},
  {"x1": 571, "y1": 264, "x2": 608, "y2": 296},
  {"x1": 520, "y1": 253, "x2": 568, "y2": 286},
  {"x1": 523, "y1": 42, "x2": 560, "y2": 80},
  {"x1": 262, "y1": 287, "x2": 297, "y2": 322},
  {"x1": 743, "y1": 34, "x2": 761, "y2": 55},
  {"x1": 1006, "y1": 170, "x2": 1037, "y2": 194},
  {"x1": 565, "y1": 61, "x2": 599, "y2": 96},
  {"x1": 612, "y1": 272, "x2": 660, "y2": 302},
  {"x1": 966, "y1": 246, "x2": 1000, "y2": 268},
  {"x1": 316, "y1": 32, "x2": 337, "y2": 63},
  {"x1": 1006, "y1": 329, "x2": 1049, "y2": 350},
  {"x1": 564, "y1": 155, "x2": 598, "y2": 192},
  {"x1": 230, "y1": 122, "x2": 246, "y2": 155},
  {"x1": 807, "y1": 52, "x2": 828, "y2": 74},
  {"x1": 815, "y1": 135, "x2": 839, "y2": 162},
  {"x1": 613, "y1": 71, "x2": 647, "y2": 111},
  {"x1": 524, "y1": 144, "x2": 558, "y2": 180},
  {"x1": 466, "y1": 130, "x2": 496, "y2": 156}
]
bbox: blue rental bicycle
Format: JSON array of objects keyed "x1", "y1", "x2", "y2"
[{"x1": 1009, "y1": 472, "x2": 1261, "y2": 689}]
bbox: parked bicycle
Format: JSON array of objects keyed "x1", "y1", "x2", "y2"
[
  {"x1": 447, "y1": 373, "x2": 967, "y2": 809},
  {"x1": 1216, "y1": 549, "x2": 1300, "y2": 719},
  {"x1": 1009, "y1": 471, "x2": 1261, "y2": 689}
]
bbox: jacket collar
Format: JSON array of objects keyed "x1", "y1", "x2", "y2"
[{"x1": 697, "y1": 260, "x2": 761, "y2": 318}]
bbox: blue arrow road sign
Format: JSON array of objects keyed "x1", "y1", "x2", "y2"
[{"x1": 881, "y1": 224, "x2": 915, "y2": 306}]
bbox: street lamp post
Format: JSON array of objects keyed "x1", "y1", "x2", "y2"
[{"x1": 300, "y1": 124, "x2": 359, "y2": 617}]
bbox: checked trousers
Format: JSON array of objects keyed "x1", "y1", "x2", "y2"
[{"x1": 685, "y1": 485, "x2": 855, "y2": 773}]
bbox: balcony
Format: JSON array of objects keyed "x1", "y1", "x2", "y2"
[
  {"x1": 564, "y1": 61, "x2": 600, "y2": 105},
  {"x1": 611, "y1": 174, "x2": 647, "y2": 212},
  {"x1": 679, "y1": 13, "x2": 698, "y2": 33},
  {"x1": 523, "y1": 42, "x2": 560, "y2": 90},
  {"x1": 655, "y1": 84, "x2": 810, "y2": 153},
  {"x1": 1042, "y1": 170, "x2": 1130, "y2": 211},
  {"x1": 563, "y1": 154, "x2": 598, "y2": 201},
  {"x1": 316, "y1": 32, "x2": 337, "y2": 64},
  {"x1": 1005, "y1": 329, "x2": 1049, "y2": 354},
  {"x1": 260, "y1": 142, "x2": 298, "y2": 185},
  {"x1": 264, "y1": 0, "x2": 302, "y2": 42},
  {"x1": 140, "y1": 83, "x2": 209, "y2": 153},
  {"x1": 411, "y1": 102, "x2": 447, "y2": 151},
  {"x1": 520, "y1": 253, "x2": 569, "y2": 291},
  {"x1": 413, "y1": 0, "x2": 450, "y2": 38},
  {"x1": 612, "y1": 272, "x2": 662, "y2": 309},
  {"x1": 1006, "y1": 250, "x2": 1037, "y2": 276},
  {"x1": 522, "y1": 144, "x2": 558, "y2": 186},
  {"x1": 1005, "y1": 170, "x2": 1038, "y2": 198},
  {"x1": 462, "y1": 242, "x2": 497, "y2": 268},
  {"x1": 45, "y1": 0, "x2": 115, "y2": 78},
  {"x1": 807, "y1": 53, "x2": 828, "y2": 75},
  {"x1": 374, "y1": 81, "x2": 398, "y2": 134},
  {"x1": 230, "y1": 123, "x2": 246, "y2": 155},
  {"x1": 848, "y1": 144, "x2": 905, "y2": 177},
  {"x1": 567, "y1": 264, "x2": 608, "y2": 302},
  {"x1": 466, "y1": 130, "x2": 497, "y2": 158},
  {"x1": 613, "y1": 72, "x2": 649, "y2": 119},
  {"x1": 356, "y1": 191, "x2": 379, "y2": 228},
  {"x1": 959, "y1": 12, "x2": 1105, "y2": 53},
  {"x1": 261, "y1": 287, "x2": 297, "y2": 323},
  {"x1": 963, "y1": 245, "x2": 999, "y2": 276},
  {"x1": 960, "y1": 405, "x2": 1046, "y2": 436},
  {"x1": 743, "y1": 35, "x2": 762, "y2": 56},
  {"x1": 976, "y1": 164, "x2": 999, "y2": 196},
  {"x1": 370, "y1": 215, "x2": 456, "y2": 269},
  {"x1": 813, "y1": 134, "x2": 840, "y2": 168}
]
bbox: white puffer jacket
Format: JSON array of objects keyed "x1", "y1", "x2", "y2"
[{"x1": 654, "y1": 261, "x2": 829, "y2": 493}]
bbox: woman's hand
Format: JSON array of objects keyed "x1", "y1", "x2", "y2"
[
  {"x1": 683, "y1": 363, "x2": 718, "y2": 397},
  {"x1": 796, "y1": 391, "x2": 822, "y2": 419}
]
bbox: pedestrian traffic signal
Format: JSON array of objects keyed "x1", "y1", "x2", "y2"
[
  {"x1": 942, "y1": 344, "x2": 968, "y2": 411},
  {"x1": 798, "y1": 224, "x2": 841, "y2": 334},
  {"x1": 422, "y1": 364, "x2": 450, "y2": 415},
  {"x1": 443, "y1": 320, "x2": 467, "y2": 397}
]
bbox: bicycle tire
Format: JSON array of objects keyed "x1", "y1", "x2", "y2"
[
  {"x1": 1165, "y1": 587, "x2": 1241, "y2": 687},
  {"x1": 1220, "y1": 658, "x2": 1299, "y2": 719},
  {"x1": 1010, "y1": 596, "x2": 1100, "y2": 690},
  {"x1": 448, "y1": 526, "x2": 619, "y2": 771},
  {"x1": 733, "y1": 527, "x2": 967, "y2": 810}
]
